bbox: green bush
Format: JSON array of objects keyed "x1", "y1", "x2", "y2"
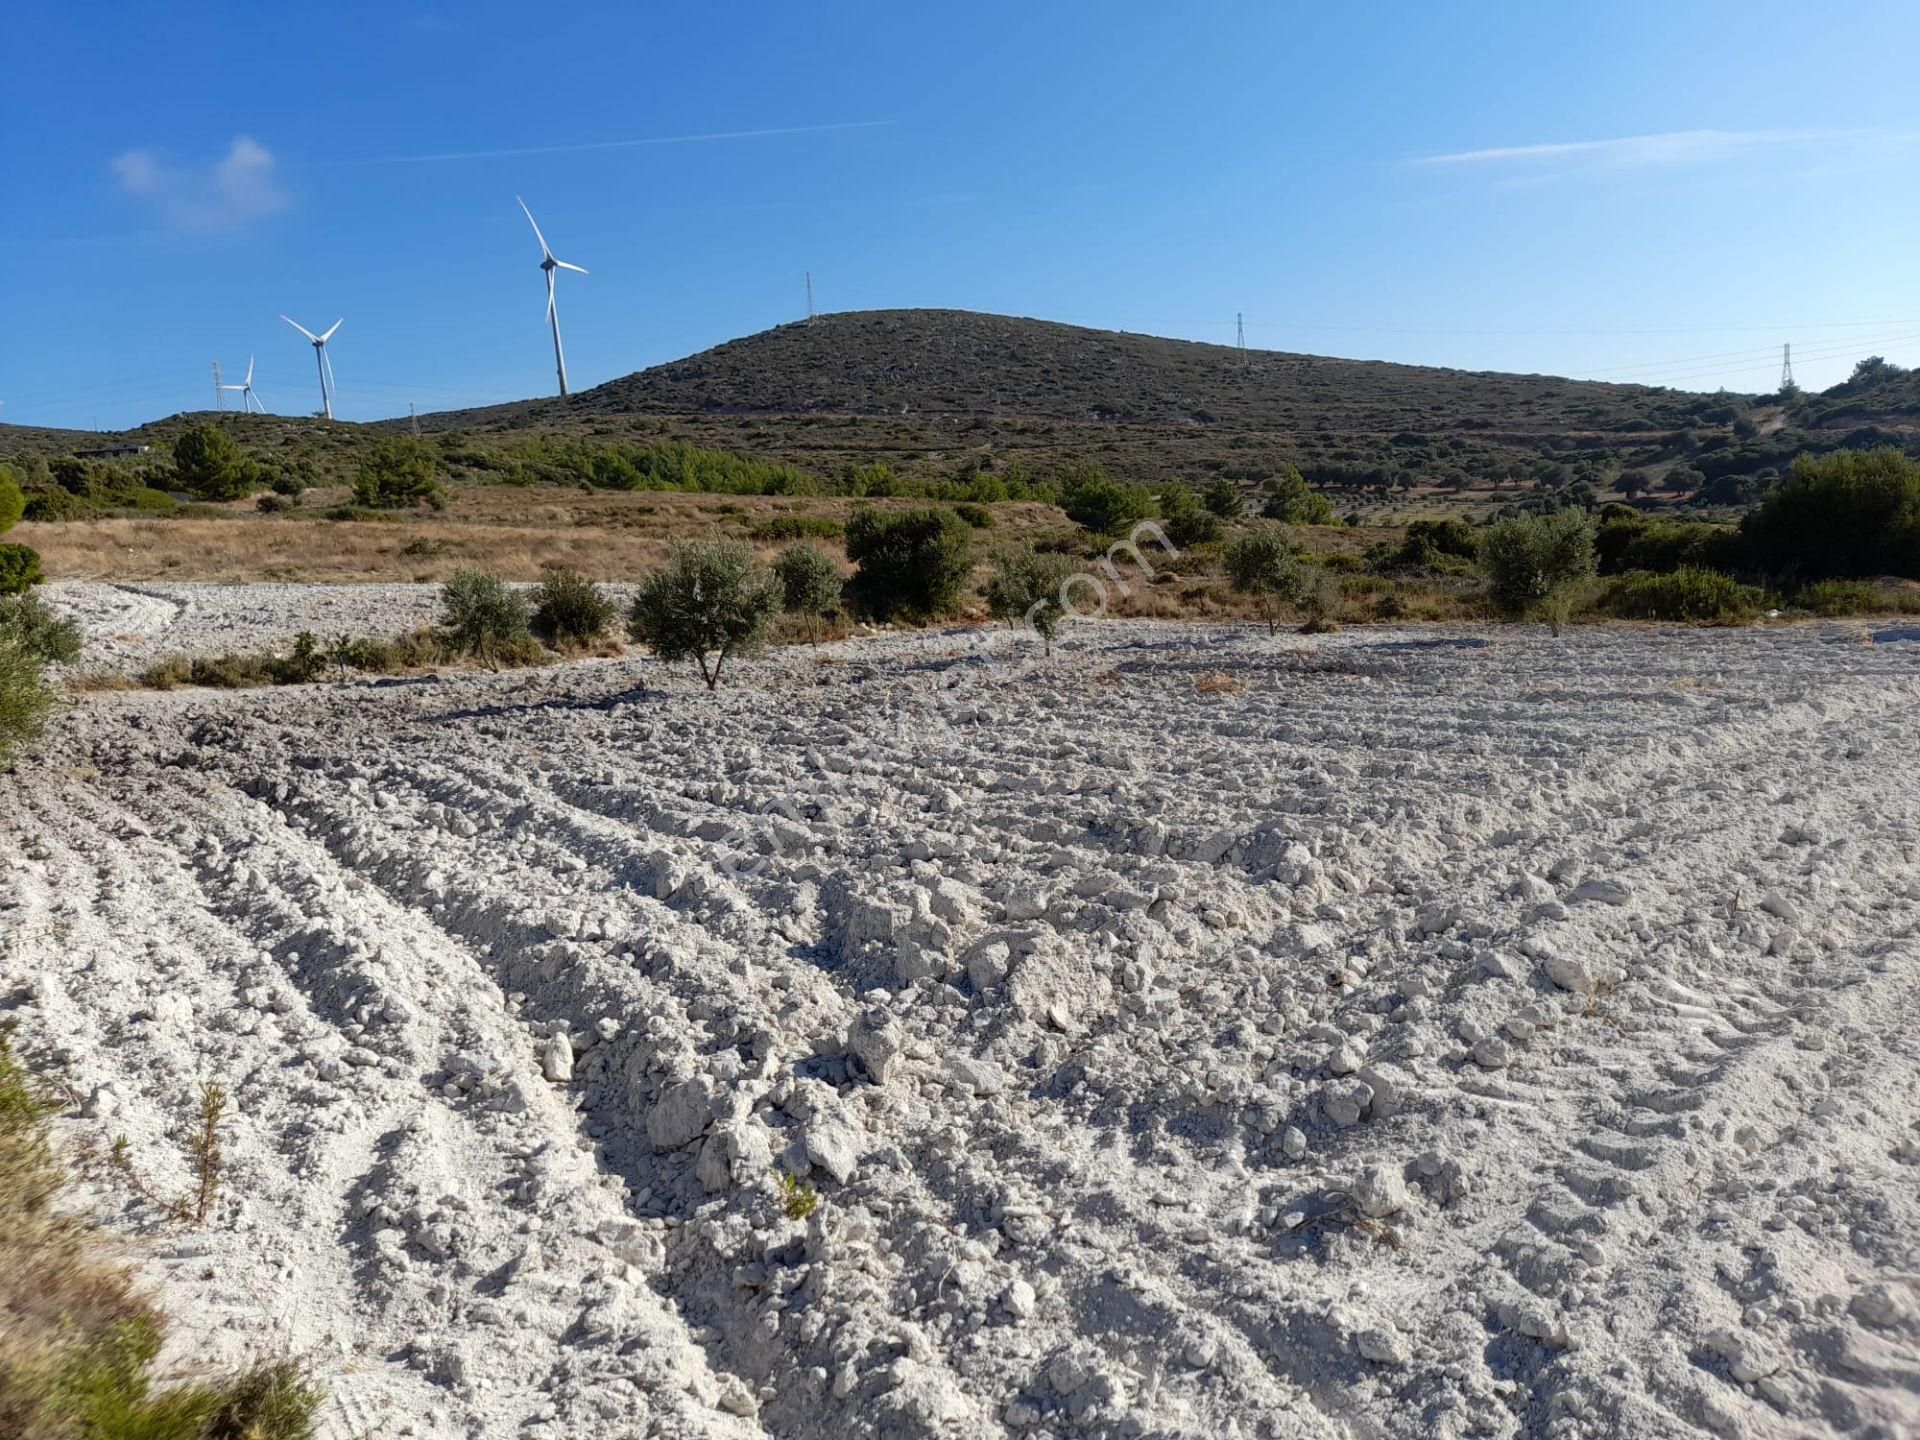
[
  {"x1": 1741, "y1": 447, "x2": 1920, "y2": 580},
  {"x1": 1156, "y1": 488, "x2": 1224, "y2": 547},
  {"x1": 1390, "y1": 519, "x2": 1478, "y2": 570},
  {"x1": 1060, "y1": 467, "x2": 1155, "y2": 535},
  {"x1": 1793, "y1": 579, "x2": 1891, "y2": 617},
  {"x1": 172, "y1": 423, "x2": 257, "y2": 502},
  {"x1": 951, "y1": 502, "x2": 996, "y2": 529},
  {"x1": 0, "y1": 593, "x2": 83, "y2": 665},
  {"x1": 1200, "y1": 477, "x2": 1243, "y2": 519},
  {"x1": 1479, "y1": 509, "x2": 1597, "y2": 630},
  {"x1": 0, "y1": 545, "x2": 44, "y2": 596},
  {"x1": 0, "y1": 472, "x2": 23, "y2": 534},
  {"x1": 746, "y1": 514, "x2": 843, "y2": 542},
  {"x1": 352, "y1": 437, "x2": 445, "y2": 509},
  {"x1": 0, "y1": 632, "x2": 55, "y2": 766},
  {"x1": 843, "y1": 507, "x2": 974, "y2": 622},
  {"x1": 984, "y1": 547, "x2": 1080, "y2": 654},
  {"x1": 530, "y1": 569, "x2": 615, "y2": 648},
  {"x1": 1260, "y1": 468, "x2": 1335, "y2": 525},
  {"x1": 1595, "y1": 517, "x2": 1742, "y2": 575},
  {"x1": 630, "y1": 538, "x2": 782, "y2": 688},
  {"x1": 772, "y1": 543, "x2": 843, "y2": 645},
  {"x1": 21, "y1": 487, "x2": 99, "y2": 522},
  {"x1": 1223, "y1": 524, "x2": 1315, "y2": 634},
  {"x1": 440, "y1": 571, "x2": 534, "y2": 662},
  {"x1": 1601, "y1": 568, "x2": 1764, "y2": 623}
]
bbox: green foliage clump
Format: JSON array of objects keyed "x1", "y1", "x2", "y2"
[
  {"x1": 985, "y1": 546, "x2": 1080, "y2": 654},
  {"x1": 1478, "y1": 509, "x2": 1598, "y2": 630},
  {"x1": 0, "y1": 592, "x2": 83, "y2": 665},
  {"x1": 1223, "y1": 524, "x2": 1316, "y2": 634},
  {"x1": 0, "y1": 545, "x2": 44, "y2": 596},
  {"x1": 1060, "y1": 466, "x2": 1155, "y2": 535},
  {"x1": 778, "y1": 1171, "x2": 820, "y2": 1221},
  {"x1": 1200, "y1": 477, "x2": 1244, "y2": 519},
  {"x1": 1741, "y1": 447, "x2": 1920, "y2": 579},
  {"x1": 771, "y1": 544, "x2": 843, "y2": 646},
  {"x1": 630, "y1": 539, "x2": 782, "y2": 688},
  {"x1": 171, "y1": 424, "x2": 257, "y2": 502},
  {"x1": 530, "y1": 569, "x2": 616, "y2": 649},
  {"x1": 1260, "y1": 467, "x2": 1334, "y2": 525},
  {"x1": 843, "y1": 507, "x2": 974, "y2": 622},
  {"x1": 1601, "y1": 569, "x2": 1765, "y2": 623},
  {"x1": 1792, "y1": 579, "x2": 1893, "y2": 617},
  {"x1": 0, "y1": 472, "x2": 24, "y2": 534},
  {"x1": 950, "y1": 502, "x2": 996, "y2": 529},
  {"x1": 440, "y1": 571, "x2": 535, "y2": 662},
  {"x1": 1390, "y1": 519, "x2": 1478, "y2": 571},
  {"x1": 1595, "y1": 515, "x2": 1743, "y2": 575},
  {"x1": 352, "y1": 437, "x2": 446, "y2": 509},
  {"x1": 1156, "y1": 488, "x2": 1224, "y2": 547},
  {"x1": 0, "y1": 633, "x2": 56, "y2": 766},
  {"x1": 747, "y1": 514, "x2": 843, "y2": 542}
]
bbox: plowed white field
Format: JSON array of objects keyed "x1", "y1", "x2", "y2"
[{"x1": 6, "y1": 607, "x2": 1919, "y2": 1440}]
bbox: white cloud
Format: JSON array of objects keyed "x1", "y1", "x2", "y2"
[
  {"x1": 111, "y1": 136, "x2": 289, "y2": 231},
  {"x1": 1412, "y1": 129, "x2": 1835, "y2": 171}
]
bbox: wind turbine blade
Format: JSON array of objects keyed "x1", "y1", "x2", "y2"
[
  {"x1": 553, "y1": 259, "x2": 588, "y2": 275},
  {"x1": 323, "y1": 348, "x2": 338, "y2": 395},
  {"x1": 244, "y1": 354, "x2": 255, "y2": 385},
  {"x1": 516, "y1": 195, "x2": 553, "y2": 258},
  {"x1": 281, "y1": 314, "x2": 320, "y2": 343},
  {"x1": 320, "y1": 318, "x2": 344, "y2": 342}
]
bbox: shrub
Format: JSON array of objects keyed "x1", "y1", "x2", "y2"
[
  {"x1": 1793, "y1": 579, "x2": 1889, "y2": 617},
  {"x1": 1390, "y1": 519, "x2": 1478, "y2": 570},
  {"x1": 984, "y1": 546, "x2": 1079, "y2": 654},
  {"x1": 1200, "y1": 478, "x2": 1243, "y2": 519},
  {"x1": 172, "y1": 423, "x2": 256, "y2": 501},
  {"x1": 630, "y1": 538, "x2": 782, "y2": 688},
  {"x1": 0, "y1": 633, "x2": 55, "y2": 765},
  {"x1": 1223, "y1": 524, "x2": 1315, "y2": 634},
  {"x1": 1260, "y1": 467, "x2": 1334, "y2": 525},
  {"x1": 0, "y1": 592, "x2": 83, "y2": 665},
  {"x1": 1601, "y1": 568, "x2": 1764, "y2": 623},
  {"x1": 1595, "y1": 516, "x2": 1742, "y2": 575},
  {"x1": 0, "y1": 471, "x2": 23, "y2": 533},
  {"x1": 440, "y1": 570, "x2": 533, "y2": 662},
  {"x1": 747, "y1": 515, "x2": 843, "y2": 542},
  {"x1": 0, "y1": 545, "x2": 44, "y2": 596},
  {"x1": 1742, "y1": 447, "x2": 1920, "y2": 579},
  {"x1": 1479, "y1": 510, "x2": 1597, "y2": 631},
  {"x1": 1156, "y1": 488, "x2": 1224, "y2": 547},
  {"x1": 352, "y1": 437, "x2": 445, "y2": 509},
  {"x1": 1060, "y1": 467, "x2": 1155, "y2": 535},
  {"x1": 843, "y1": 507, "x2": 974, "y2": 622},
  {"x1": 530, "y1": 568, "x2": 616, "y2": 649},
  {"x1": 772, "y1": 543, "x2": 843, "y2": 646},
  {"x1": 951, "y1": 502, "x2": 996, "y2": 529}
]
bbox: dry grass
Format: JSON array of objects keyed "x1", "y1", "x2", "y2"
[{"x1": 1194, "y1": 671, "x2": 1246, "y2": 694}]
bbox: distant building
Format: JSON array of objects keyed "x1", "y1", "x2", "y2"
[{"x1": 72, "y1": 443, "x2": 153, "y2": 460}]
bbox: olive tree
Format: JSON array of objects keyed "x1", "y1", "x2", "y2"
[
  {"x1": 1478, "y1": 509, "x2": 1597, "y2": 633},
  {"x1": 984, "y1": 546, "x2": 1079, "y2": 656},
  {"x1": 630, "y1": 539, "x2": 781, "y2": 689},
  {"x1": 1223, "y1": 524, "x2": 1316, "y2": 635},
  {"x1": 771, "y1": 543, "x2": 842, "y2": 647}
]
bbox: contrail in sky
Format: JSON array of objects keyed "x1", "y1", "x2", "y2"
[{"x1": 346, "y1": 119, "x2": 896, "y2": 166}]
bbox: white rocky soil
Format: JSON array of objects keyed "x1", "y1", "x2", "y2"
[{"x1": 4, "y1": 598, "x2": 1919, "y2": 1440}]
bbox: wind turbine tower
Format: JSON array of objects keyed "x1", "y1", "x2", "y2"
[
  {"x1": 516, "y1": 196, "x2": 588, "y2": 397},
  {"x1": 221, "y1": 355, "x2": 265, "y2": 414},
  {"x1": 281, "y1": 316, "x2": 343, "y2": 419}
]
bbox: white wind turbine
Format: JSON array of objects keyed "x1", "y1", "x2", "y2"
[
  {"x1": 281, "y1": 315, "x2": 343, "y2": 419},
  {"x1": 220, "y1": 355, "x2": 266, "y2": 414},
  {"x1": 516, "y1": 196, "x2": 588, "y2": 397}
]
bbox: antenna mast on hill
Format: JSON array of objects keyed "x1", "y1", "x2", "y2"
[
  {"x1": 1780, "y1": 343, "x2": 1795, "y2": 391},
  {"x1": 411, "y1": 403, "x2": 420, "y2": 437},
  {"x1": 806, "y1": 271, "x2": 815, "y2": 323},
  {"x1": 213, "y1": 361, "x2": 225, "y2": 412},
  {"x1": 1236, "y1": 313, "x2": 1244, "y2": 350}
]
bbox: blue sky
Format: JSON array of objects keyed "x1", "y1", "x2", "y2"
[{"x1": 5, "y1": 0, "x2": 1920, "y2": 428}]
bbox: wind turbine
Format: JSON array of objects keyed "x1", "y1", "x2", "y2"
[
  {"x1": 220, "y1": 355, "x2": 266, "y2": 414},
  {"x1": 281, "y1": 315, "x2": 342, "y2": 419},
  {"x1": 516, "y1": 196, "x2": 588, "y2": 397}
]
